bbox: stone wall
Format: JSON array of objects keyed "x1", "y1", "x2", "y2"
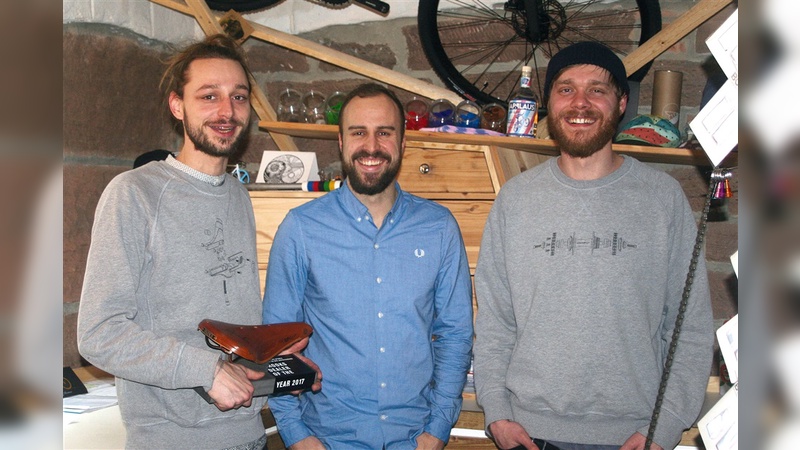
[{"x1": 63, "y1": 2, "x2": 739, "y2": 367}]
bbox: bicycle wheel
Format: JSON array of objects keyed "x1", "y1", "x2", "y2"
[
  {"x1": 418, "y1": 0, "x2": 661, "y2": 110},
  {"x1": 205, "y1": 0, "x2": 283, "y2": 12}
]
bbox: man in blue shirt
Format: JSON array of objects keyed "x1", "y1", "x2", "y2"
[{"x1": 263, "y1": 83, "x2": 474, "y2": 450}]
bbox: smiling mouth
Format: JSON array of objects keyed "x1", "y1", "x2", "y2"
[
  {"x1": 210, "y1": 124, "x2": 236, "y2": 134},
  {"x1": 567, "y1": 117, "x2": 596, "y2": 125},
  {"x1": 358, "y1": 157, "x2": 385, "y2": 166}
]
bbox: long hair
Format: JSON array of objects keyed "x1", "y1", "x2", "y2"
[{"x1": 159, "y1": 34, "x2": 252, "y2": 133}]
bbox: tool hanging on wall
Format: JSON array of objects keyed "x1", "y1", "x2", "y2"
[{"x1": 711, "y1": 168, "x2": 734, "y2": 199}]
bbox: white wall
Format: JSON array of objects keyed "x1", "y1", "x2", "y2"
[{"x1": 62, "y1": 0, "x2": 420, "y2": 43}]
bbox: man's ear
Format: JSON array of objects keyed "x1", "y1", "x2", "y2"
[
  {"x1": 168, "y1": 92, "x2": 184, "y2": 121},
  {"x1": 618, "y1": 93, "x2": 628, "y2": 116}
]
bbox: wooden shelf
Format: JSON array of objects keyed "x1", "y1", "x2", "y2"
[{"x1": 260, "y1": 121, "x2": 731, "y2": 166}]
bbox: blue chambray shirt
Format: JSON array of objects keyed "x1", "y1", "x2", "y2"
[{"x1": 263, "y1": 182, "x2": 474, "y2": 449}]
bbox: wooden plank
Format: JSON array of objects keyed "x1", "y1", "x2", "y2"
[
  {"x1": 150, "y1": 0, "x2": 460, "y2": 104},
  {"x1": 258, "y1": 121, "x2": 721, "y2": 166},
  {"x1": 245, "y1": 21, "x2": 462, "y2": 104},
  {"x1": 624, "y1": 0, "x2": 734, "y2": 75},
  {"x1": 183, "y1": 0, "x2": 221, "y2": 35}
]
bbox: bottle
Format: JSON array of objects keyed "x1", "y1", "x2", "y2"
[{"x1": 506, "y1": 66, "x2": 539, "y2": 137}]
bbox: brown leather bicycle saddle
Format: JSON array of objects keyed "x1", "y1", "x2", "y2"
[{"x1": 198, "y1": 319, "x2": 313, "y2": 364}]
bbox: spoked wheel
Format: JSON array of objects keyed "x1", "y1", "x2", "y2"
[{"x1": 418, "y1": 0, "x2": 662, "y2": 111}]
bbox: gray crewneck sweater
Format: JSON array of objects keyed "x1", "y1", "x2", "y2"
[
  {"x1": 78, "y1": 157, "x2": 266, "y2": 449},
  {"x1": 474, "y1": 156, "x2": 713, "y2": 449}
]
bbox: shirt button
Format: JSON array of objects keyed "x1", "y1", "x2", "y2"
[
  {"x1": 378, "y1": 312, "x2": 384, "y2": 318},
  {"x1": 356, "y1": 217, "x2": 362, "y2": 222},
  {"x1": 374, "y1": 243, "x2": 379, "y2": 249},
  {"x1": 380, "y1": 415, "x2": 388, "y2": 421},
  {"x1": 376, "y1": 277, "x2": 382, "y2": 284},
  {"x1": 380, "y1": 382, "x2": 387, "y2": 388},
  {"x1": 379, "y1": 347, "x2": 385, "y2": 353}
]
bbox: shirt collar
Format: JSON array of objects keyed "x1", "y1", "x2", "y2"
[
  {"x1": 338, "y1": 181, "x2": 407, "y2": 225},
  {"x1": 166, "y1": 155, "x2": 227, "y2": 187}
]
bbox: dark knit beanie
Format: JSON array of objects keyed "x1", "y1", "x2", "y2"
[{"x1": 544, "y1": 42, "x2": 630, "y2": 101}]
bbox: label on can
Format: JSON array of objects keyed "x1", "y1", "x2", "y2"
[{"x1": 506, "y1": 99, "x2": 538, "y2": 137}]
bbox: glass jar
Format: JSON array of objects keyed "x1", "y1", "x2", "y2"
[
  {"x1": 455, "y1": 100, "x2": 481, "y2": 128},
  {"x1": 277, "y1": 88, "x2": 304, "y2": 123},
  {"x1": 480, "y1": 103, "x2": 507, "y2": 133},
  {"x1": 302, "y1": 90, "x2": 327, "y2": 125},
  {"x1": 428, "y1": 98, "x2": 455, "y2": 127},
  {"x1": 324, "y1": 91, "x2": 347, "y2": 125},
  {"x1": 405, "y1": 97, "x2": 429, "y2": 130}
]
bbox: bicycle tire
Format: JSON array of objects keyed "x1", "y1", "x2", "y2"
[
  {"x1": 206, "y1": 0, "x2": 349, "y2": 13},
  {"x1": 418, "y1": 0, "x2": 662, "y2": 110},
  {"x1": 205, "y1": 0, "x2": 284, "y2": 12}
]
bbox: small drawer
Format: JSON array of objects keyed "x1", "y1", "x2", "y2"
[{"x1": 398, "y1": 147, "x2": 495, "y2": 195}]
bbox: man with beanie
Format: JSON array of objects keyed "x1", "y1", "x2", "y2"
[{"x1": 473, "y1": 42, "x2": 713, "y2": 450}]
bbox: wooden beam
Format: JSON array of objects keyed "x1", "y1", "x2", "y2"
[
  {"x1": 623, "y1": 0, "x2": 734, "y2": 76},
  {"x1": 245, "y1": 21, "x2": 462, "y2": 104},
  {"x1": 153, "y1": 0, "x2": 299, "y2": 151},
  {"x1": 183, "y1": 0, "x2": 221, "y2": 35},
  {"x1": 150, "y1": 0, "x2": 461, "y2": 104}
]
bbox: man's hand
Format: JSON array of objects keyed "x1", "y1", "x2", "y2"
[
  {"x1": 279, "y1": 337, "x2": 323, "y2": 394},
  {"x1": 288, "y1": 435, "x2": 325, "y2": 450},
  {"x1": 488, "y1": 420, "x2": 536, "y2": 450},
  {"x1": 619, "y1": 432, "x2": 664, "y2": 450},
  {"x1": 207, "y1": 360, "x2": 264, "y2": 411},
  {"x1": 414, "y1": 432, "x2": 445, "y2": 450}
]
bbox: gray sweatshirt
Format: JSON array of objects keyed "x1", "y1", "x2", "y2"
[
  {"x1": 77, "y1": 157, "x2": 266, "y2": 449},
  {"x1": 474, "y1": 156, "x2": 713, "y2": 449}
]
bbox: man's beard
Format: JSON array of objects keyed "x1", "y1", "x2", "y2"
[
  {"x1": 342, "y1": 150, "x2": 401, "y2": 196},
  {"x1": 185, "y1": 118, "x2": 248, "y2": 158},
  {"x1": 547, "y1": 107, "x2": 620, "y2": 158}
]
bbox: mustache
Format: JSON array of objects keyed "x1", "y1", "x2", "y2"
[
  {"x1": 351, "y1": 149, "x2": 392, "y2": 162},
  {"x1": 558, "y1": 109, "x2": 602, "y2": 121},
  {"x1": 207, "y1": 118, "x2": 245, "y2": 127}
]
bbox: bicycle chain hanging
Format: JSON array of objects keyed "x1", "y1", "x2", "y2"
[{"x1": 644, "y1": 166, "x2": 734, "y2": 449}]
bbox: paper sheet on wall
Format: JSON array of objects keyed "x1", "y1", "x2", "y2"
[
  {"x1": 705, "y1": 9, "x2": 738, "y2": 85},
  {"x1": 256, "y1": 151, "x2": 320, "y2": 185},
  {"x1": 690, "y1": 79, "x2": 738, "y2": 167},
  {"x1": 698, "y1": 386, "x2": 738, "y2": 450},
  {"x1": 716, "y1": 314, "x2": 738, "y2": 384}
]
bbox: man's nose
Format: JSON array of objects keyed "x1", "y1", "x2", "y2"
[
  {"x1": 365, "y1": 132, "x2": 380, "y2": 149},
  {"x1": 570, "y1": 90, "x2": 590, "y2": 108},
  {"x1": 217, "y1": 98, "x2": 234, "y2": 119}
]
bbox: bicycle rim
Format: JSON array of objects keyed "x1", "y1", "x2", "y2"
[{"x1": 418, "y1": 0, "x2": 662, "y2": 108}]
